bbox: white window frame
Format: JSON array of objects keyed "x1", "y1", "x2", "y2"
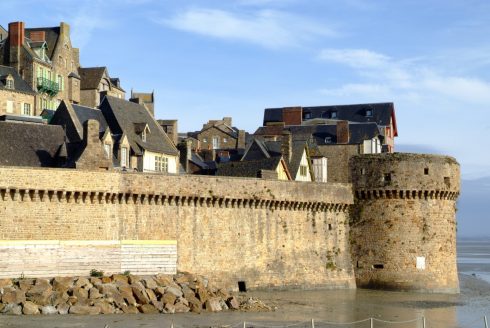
[
  {"x1": 121, "y1": 147, "x2": 128, "y2": 167},
  {"x1": 6, "y1": 78, "x2": 14, "y2": 89},
  {"x1": 104, "y1": 144, "x2": 111, "y2": 159},
  {"x1": 6, "y1": 100, "x2": 14, "y2": 113},
  {"x1": 299, "y1": 165, "x2": 308, "y2": 177},
  {"x1": 23, "y1": 103, "x2": 31, "y2": 116},
  {"x1": 212, "y1": 136, "x2": 220, "y2": 149}
]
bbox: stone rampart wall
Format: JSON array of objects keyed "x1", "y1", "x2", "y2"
[{"x1": 0, "y1": 167, "x2": 355, "y2": 290}]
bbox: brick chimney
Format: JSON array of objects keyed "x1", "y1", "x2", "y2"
[
  {"x1": 237, "y1": 130, "x2": 246, "y2": 149},
  {"x1": 283, "y1": 107, "x2": 302, "y2": 126},
  {"x1": 29, "y1": 30, "x2": 45, "y2": 42},
  {"x1": 8, "y1": 22, "x2": 25, "y2": 71},
  {"x1": 178, "y1": 139, "x2": 193, "y2": 173},
  {"x1": 223, "y1": 117, "x2": 232, "y2": 126},
  {"x1": 281, "y1": 130, "x2": 292, "y2": 163},
  {"x1": 59, "y1": 22, "x2": 70, "y2": 38},
  {"x1": 336, "y1": 120, "x2": 350, "y2": 144},
  {"x1": 84, "y1": 119, "x2": 100, "y2": 146}
]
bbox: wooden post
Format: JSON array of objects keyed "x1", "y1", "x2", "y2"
[
  {"x1": 422, "y1": 317, "x2": 426, "y2": 328},
  {"x1": 370, "y1": 318, "x2": 374, "y2": 328},
  {"x1": 311, "y1": 318, "x2": 315, "y2": 328},
  {"x1": 484, "y1": 316, "x2": 488, "y2": 328},
  {"x1": 243, "y1": 321, "x2": 246, "y2": 328}
]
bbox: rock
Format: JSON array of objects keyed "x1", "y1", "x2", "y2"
[
  {"x1": 2, "y1": 289, "x2": 26, "y2": 304},
  {"x1": 166, "y1": 286, "x2": 183, "y2": 298},
  {"x1": 101, "y1": 276, "x2": 112, "y2": 284},
  {"x1": 0, "y1": 278, "x2": 13, "y2": 288},
  {"x1": 189, "y1": 302, "x2": 202, "y2": 314},
  {"x1": 139, "y1": 304, "x2": 159, "y2": 314},
  {"x1": 34, "y1": 278, "x2": 51, "y2": 288},
  {"x1": 93, "y1": 301, "x2": 114, "y2": 314},
  {"x1": 41, "y1": 305, "x2": 58, "y2": 315},
  {"x1": 175, "y1": 273, "x2": 194, "y2": 285},
  {"x1": 155, "y1": 274, "x2": 176, "y2": 288},
  {"x1": 119, "y1": 286, "x2": 137, "y2": 306},
  {"x1": 131, "y1": 283, "x2": 150, "y2": 305},
  {"x1": 121, "y1": 305, "x2": 139, "y2": 314},
  {"x1": 51, "y1": 291, "x2": 70, "y2": 306},
  {"x1": 67, "y1": 295, "x2": 78, "y2": 305},
  {"x1": 146, "y1": 288, "x2": 158, "y2": 303},
  {"x1": 151, "y1": 300, "x2": 164, "y2": 312},
  {"x1": 227, "y1": 296, "x2": 240, "y2": 310},
  {"x1": 196, "y1": 285, "x2": 209, "y2": 303},
  {"x1": 205, "y1": 297, "x2": 223, "y2": 312},
  {"x1": 164, "y1": 303, "x2": 175, "y2": 314},
  {"x1": 128, "y1": 275, "x2": 142, "y2": 285},
  {"x1": 142, "y1": 277, "x2": 158, "y2": 289},
  {"x1": 2, "y1": 303, "x2": 22, "y2": 315},
  {"x1": 18, "y1": 279, "x2": 35, "y2": 291},
  {"x1": 56, "y1": 303, "x2": 70, "y2": 315},
  {"x1": 26, "y1": 284, "x2": 53, "y2": 305},
  {"x1": 53, "y1": 277, "x2": 74, "y2": 291},
  {"x1": 74, "y1": 277, "x2": 92, "y2": 289},
  {"x1": 99, "y1": 284, "x2": 126, "y2": 308},
  {"x1": 161, "y1": 292, "x2": 177, "y2": 305},
  {"x1": 220, "y1": 299, "x2": 229, "y2": 310},
  {"x1": 69, "y1": 305, "x2": 101, "y2": 315},
  {"x1": 72, "y1": 287, "x2": 89, "y2": 304},
  {"x1": 177, "y1": 296, "x2": 189, "y2": 307},
  {"x1": 174, "y1": 301, "x2": 190, "y2": 313},
  {"x1": 111, "y1": 274, "x2": 128, "y2": 284},
  {"x1": 22, "y1": 301, "x2": 40, "y2": 315},
  {"x1": 154, "y1": 286, "x2": 166, "y2": 298},
  {"x1": 89, "y1": 277, "x2": 102, "y2": 285},
  {"x1": 0, "y1": 303, "x2": 4, "y2": 312},
  {"x1": 89, "y1": 287, "x2": 102, "y2": 299}
]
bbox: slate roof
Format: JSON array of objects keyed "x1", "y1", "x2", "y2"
[
  {"x1": 0, "y1": 121, "x2": 65, "y2": 167},
  {"x1": 0, "y1": 65, "x2": 36, "y2": 94},
  {"x1": 264, "y1": 102, "x2": 397, "y2": 136},
  {"x1": 25, "y1": 27, "x2": 60, "y2": 59},
  {"x1": 216, "y1": 157, "x2": 283, "y2": 178},
  {"x1": 71, "y1": 104, "x2": 109, "y2": 137},
  {"x1": 78, "y1": 67, "x2": 106, "y2": 90},
  {"x1": 99, "y1": 96, "x2": 178, "y2": 156}
]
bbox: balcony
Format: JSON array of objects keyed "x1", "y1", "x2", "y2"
[{"x1": 37, "y1": 77, "x2": 59, "y2": 97}]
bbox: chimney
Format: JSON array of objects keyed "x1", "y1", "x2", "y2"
[
  {"x1": 281, "y1": 130, "x2": 292, "y2": 162},
  {"x1": 237, "y1": 130, "x2": 246, "y2": 149},
  {"x1": 83, "y1": 119, "x2": 100, "y2": 146},
  {"x1": 99, "y1": 90, "x2": 109, "y2": 106},
  {"x1": 59, "y1": 22, "x2": 70, "y2": 38},
  {"x1": 29, "y1": 30, "x2": 45, "y2": 42},
  {"x1": 178, "y1": 139, "x2": 193, "y2": 173},
  {"x1": 223, "y1": 117, "x2": 232, "y2": 126},
  {"x1": 8, "y1": 22, "x2": 25, "y2": 71},
  {"x1": 283, "y1": 107, "x2": 302, "y2": 126},
  {"x1": 336, "y1": 120, "x2": 350, "y2": 144}
]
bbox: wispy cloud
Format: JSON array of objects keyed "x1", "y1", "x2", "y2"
[
  {"x1": 318, "y1": 48, "x2": 490, "y2": 106},
  {"x1": 158, "y1": 8, "x2": 336, "y2": 49}
]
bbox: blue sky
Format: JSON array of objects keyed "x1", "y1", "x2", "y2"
[{"x1": 1, "y1": 0, "x2": 490, "y2": 179}]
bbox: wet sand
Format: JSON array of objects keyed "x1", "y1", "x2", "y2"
[{"x1": 1, "y1": 274, "x2": 489, "y2": 328}]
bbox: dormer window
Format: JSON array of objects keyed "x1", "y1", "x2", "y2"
[
  {"x1": 325, "y1": 137, "x2": 332, "y2": 144},
  {"x1": 142, "y1": 129, "x2": 147, "y2": 142},
  {"x1": 330, "y1": 111, "x2": 337, "y2": 119},
  {"x1": 365, "y1": 109, "x2": 373, "y2": 117},
  {"x1": 303, "y1": 112, "x2": 312, "y2": 120},
  {"x1": 5, "y1": 76, "x2": 14, "y2": 89}
]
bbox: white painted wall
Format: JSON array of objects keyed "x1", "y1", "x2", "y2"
[
  {"x1": 363, "y1": 138, "x2": 382, "y2": 154},
  {"x1": 143, "y1": 150, "x2": 178, "y2": 174},
  {"x1": 294, "y1": 150, "x2": 312, "y2": 182},
  {"x1": 312, "y1": 157, "x2": 328, "y2": 183}
]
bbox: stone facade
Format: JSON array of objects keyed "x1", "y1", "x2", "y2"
[
  {"x1": 0, "y1": 152, "x2": 460, "y2": 293},
  {"x1": 317, "y1": 144, "x2": 360, "y2": 183},
  {"x1": 349, "y1": 153, "x2": 460, "y2": 293},
  {"x1": 0, "y1": 88, "x2": 35, "y2": 116}
]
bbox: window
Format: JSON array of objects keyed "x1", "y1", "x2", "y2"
[
  {"x1": 325, "y1": 137, "x2": 332, "y2": 144},
  {"x1": 223, "y1": 138, "x2": 227, "y2": 143},
  {"x1": 365, "y1": 109, "x2": 373, "y2": 117},
  {"x1": 303, "y1": 112, "x2": 312, "y2": 119},
  {"x1": 57, "y1": 75, "x2": 63, "y2": 91},
  {"x1": 212, "y1": 136, "x2": 220, "y2": 149},
  {"x1": 5, "y1": 77, "x2": 14, "y2": 89},
  {"x1": 142, "y1": 130, "x2": 147, "y2": 142},
  {"x1": 104, "y1": 144, "x2": 111, "y2": 159},
  {"x1": 155, "y1": 156, "x2": 168, "y2": 172},
  {"x1": 424, "y1": 168, "x2": 429, "y2": 175},
  {"x1": 330, "y1": 111, "x2": 338, "y2": 119},
  {"x1": 6, "y1": 100, "x2": 14, "y2": 113},
  {"x1": 121, "y1": 147, "x2": 128, "y2": 167},
  {"x1": 202, "y1": 138, "x2": 207, "y2": 143},
  {"x1": 23, "y1": 103, "x2": 31, "y2": 116},
  {"x1": 299, "y1": 165, "x2": 308, "y2": 177}
]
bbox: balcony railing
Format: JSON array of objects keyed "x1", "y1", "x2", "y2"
[{"x1": 37, "y1": 77, "x2": 59, "y2": 97}]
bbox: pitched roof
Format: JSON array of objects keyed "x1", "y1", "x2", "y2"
[
  {"x1": 0, "y1": 65, "x2": 36, "y2": 94},
  {"x1": 216, "y1": 157, "x2": 284, "y2": 178},
  {"x1": 71, "y1": 104, "x2": 109, "y2": 137},
  {"x1": 0, "y1": 121, "x2": 65, "y2": 167},
  {"x1": 99, "y1": 96, "x2": 178, "y2": 156},
  {"x1": 264, "y1": 102, "x2": 397, "y2": 136},
  {"x1": 78, "y1": 67, "x2": 106, "y2": 90},
  {"x1": 25, "y1": 26, "x2": 60, "y2": 59}
]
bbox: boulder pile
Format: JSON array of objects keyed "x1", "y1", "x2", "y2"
[{"x1": 0, "y1": 272, "x2": 272, "y2": 315}]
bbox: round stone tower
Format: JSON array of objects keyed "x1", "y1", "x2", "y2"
[{"x1": 349, "y1": 153, "x2": 460, "y2": 293}]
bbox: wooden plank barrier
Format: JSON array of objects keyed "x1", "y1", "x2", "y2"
[{"x1": 0, "y1": 240, "x2": 177, "y2": 278}]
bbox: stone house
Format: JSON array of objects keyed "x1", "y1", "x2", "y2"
[
  {"x1": 130, "y1": 90, "x2": 154, "y2": 117},
  {"x1": 263, "y1": 102, "x2": 398, "y2": 152},
  {"x1": 99, "y1": 96, "x2": 179, "y2": 173},
  {"x1": 242, "y1": 132, "x2": 314, "y2": 182},
  {"x1": 255, "y1": 121, "x2": 383, "y2": 183},
  {"x1": 188, "y1": 117, "x2": 246, "y2": 151},
  {"x1": 0, "y1": 65, "x2": 36, "y2": 116},
  {"x1": 0, "y1": 21, "x2": 81, "y2": 113},
  {"x1": 79, "y1": 67, "x2": 125, "y2": 108},
  {"x1": 215, "y1": 156, "x2": 292, "y2": 180}
]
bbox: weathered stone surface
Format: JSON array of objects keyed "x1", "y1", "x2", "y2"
[
  {"x1": 18, "y1": 279, "x2": 34, "y2": 291},
  {"x1": 2, "y1": 303, "x2": 22, "y2": 315},
  {"x1": 52, "y1": 291, "x2": 70, "y2": 306},
  {"x1": 145, "y1": 288, "x2": 157, "y2": 303},
  {"x1": 151, "y1": 300, "x2": 164, "y2": 312},
  {"x1": 119, "y1": 286, "x2": 137, "y2": 306},
  {"x1": 93, "y1": 301, "x2": 114, "y2": 314},
  {"x1": 139, "y1": 304, "x2": 159, "y2": 314},
  {"x1": 131, "y1": 283, "x2": 150, "y2": 305},
  {"x1": 111, "y1": 274, "x2": 128, "y2": 285},
  {"x1": 161, "y1": 292, "x2": 176, "y2": 305},
  {"x1": 72, "y1": 287, "x2": 89, "y2": 304},
  {"x1": 56, "y1": 303, "x2": 70, "y2": 315},
  {"x1": 174, "y1": 301, "x2": 190, "y2": 313},
  {"x1": 0, "y1": 278, "x2": 13, "y2": 288},
  {"x1": 101, "y1": 277, "x2": 112, "y2": 284},
  {"x1": 67, "y1": 295, "x2": 78, "y2": 305},
  {"x1": 2, "y1": 289, "x2": 26, "y2": 304},
  {"x1": 69, "y1": 305, "x2": 101, "y2": 315},
  {"x1": 227, "y1": 296, "x2": 240, "y2": 310},
  {"x1": 128, "y1": 275, "x2": 142, "y2": 285},
  {"x1": 22, "y1": 301, "x2": 40, "y2": 315},
  {"x1": 164, "y1": 303, "x2": 175, "y2": 314},
  {"x1": 41, "y1": 305, "x2": 58, "y2": 315},
  {"x1": 155, "y1": 274, "x2": 177, "y2": 288},
  {"x1": 89, "y1": 287, "x2": 102, "y2": 299},
  {"x1": 74, "y1": 277, "x2": 92, "y2": 289},
  {"x1": 89, "y1": 277, "x2": 102, "y2": 285},
  {"x1": 166, "y1": 286, "x2": 183, "y2": 298},
  {"x1": 142, "y1": 277, "x2": 158, "y2": 289},
  {"x1": 26, "y1": 284, "x2": 53, "y2": 306},
  {"x1": 196, "y1": 285, "x2": 209, "y2": 303},
  {"x1": 121, "y1": 305, "x2": 139, "y2": 314},
  {"x1": 205, "y1": 297, "x2": 222, "y2": 312}
]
